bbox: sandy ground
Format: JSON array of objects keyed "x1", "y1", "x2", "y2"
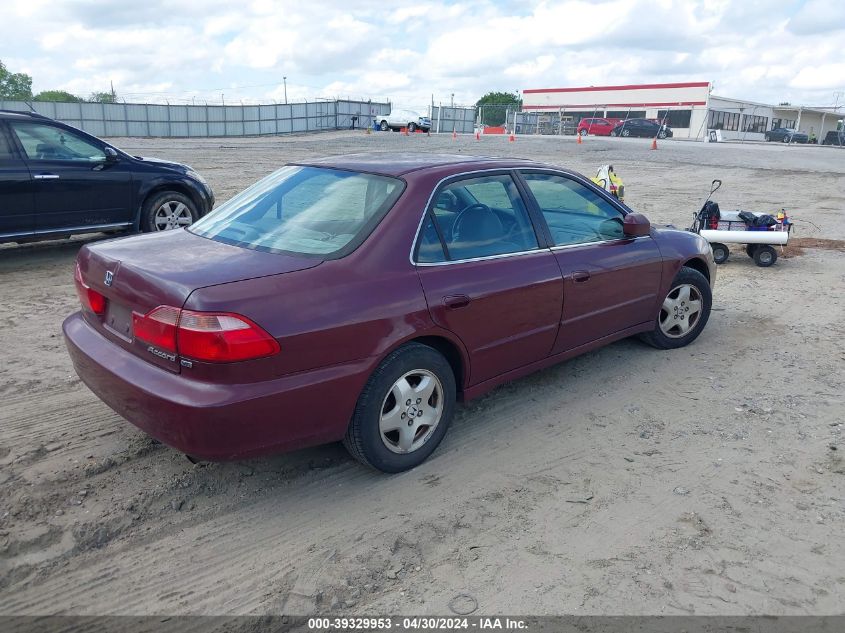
[{"x1": 1, "y1": 132, "x2": 844, "y2": 617}]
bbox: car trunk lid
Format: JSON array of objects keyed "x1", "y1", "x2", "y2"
[{"x1": 77, "y1": 229, "x2": 321, "y2": 372}]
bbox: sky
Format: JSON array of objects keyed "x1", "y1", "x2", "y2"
[{"x1": 2, "y1": 0, "x2": 844, "y2": 110}]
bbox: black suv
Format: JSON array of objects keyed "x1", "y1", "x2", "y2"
[
  {"x1": 0, "y1": 110, "x2": 214, "y2": 244},
  {"x1": 610, "y1": 118, "x2": 673, "y2": 139}
]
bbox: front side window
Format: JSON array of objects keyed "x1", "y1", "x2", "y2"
[
  {"x1": 522, "y1": 173, "x2": 626, "y2": 246},
  {"x1": 190, "y1": 166, "x2": 403, "y2": 257},
  {"x1": 416, "y1": 173, "x2": 538, "y2": 262},
  {"x1": 9, "y1": 122, "x2": 105, "y2": 162}
]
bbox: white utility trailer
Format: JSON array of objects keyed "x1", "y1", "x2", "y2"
[{"x1": 690, "y1": 180, "x2": 791, "y2": 268}]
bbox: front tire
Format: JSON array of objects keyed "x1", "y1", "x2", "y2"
[
  {"x1": 711, "y1": 242, "x2": 729, "y2": 264},
  {"x1": 142, "y1": 191, "x2": 198, "y2": 232},
  {"x1": 343, "y1": 343, "x2": 456, "y2": 473},
  {"x1": 622, "y1": 129, "x2": 631, "y2": 137},
  {"x1": 380, "y1": 120, "x2": 389, "y2": 132},
  {"x1": 640, "y1": 266, "x2": 712, "y2": 350},
  {"x1": 579, "y1": 129, "x2": 588, "y2": 136},
  {"x1": 658, "y1": 130, "x2": 667, "y2": 139},
  {"x1": 408, "y1": 122, "x2": 417, "y2": 133}
]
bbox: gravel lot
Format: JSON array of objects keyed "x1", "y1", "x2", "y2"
[{"x1": 1, "y1": 132, "x2": 843, "y2": 616}]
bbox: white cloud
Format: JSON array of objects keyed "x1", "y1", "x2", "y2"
[{"x1": 0, "y1": 0, "x2": 842, "y2": 109}]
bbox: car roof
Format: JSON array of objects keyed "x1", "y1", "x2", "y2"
[
  {"x1": 295, "y1": 152, "x2": 548, "y2": 177},
  {"x1": 0, "y1": 109, "x2": 53, "y2": 121}
]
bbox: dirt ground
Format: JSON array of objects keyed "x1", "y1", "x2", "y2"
[{"x1": 1, "y1": 132, "x2": 843, "y2": 617}]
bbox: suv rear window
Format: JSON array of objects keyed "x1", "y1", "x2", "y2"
[{"x1": 189, "y1": 166, "x2": 403, "y2": 258}]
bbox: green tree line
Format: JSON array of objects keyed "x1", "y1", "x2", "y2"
[{"x1": 0, "y1": 60, "x2": 116, "y2": 103}]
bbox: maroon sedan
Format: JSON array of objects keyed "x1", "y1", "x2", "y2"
[{"x1": 64, "y1": 153, "x2": 715, "y2": 473}]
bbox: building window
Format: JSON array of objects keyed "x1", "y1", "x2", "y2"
[
  {"x1": 708, "y1": 110, "x2": 741, "y2": 131},
  {"x1": 742, "y1": 114, "x2": 769, "y2": 133},
  {"x1": 606, "y1": 110, "x2": 646, "y2": 119},
  {"x1": 657, "y1": 109, "x2": 692, "y2": 128},
  {"x1": 771, "y1": 118, "x2": 796, "y2": 130}
]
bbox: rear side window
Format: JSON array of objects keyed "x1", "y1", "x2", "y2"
[
  {"x1": 9, "y1": 122, "x2": 105, "y2": 162},
  {"x1": 189, "y1": 166, "x2": 403, "y2": 258},
  {"x1": 415, "y1": 174, "x2": 539, "y2": 262}
]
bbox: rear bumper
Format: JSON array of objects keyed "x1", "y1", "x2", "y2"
[{"x1": 63, "y1": 312, "x2": 372, "y2": 460}]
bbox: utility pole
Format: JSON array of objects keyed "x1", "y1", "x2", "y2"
[
  {"x1": 110, "y1": 80, "x2": 116, "y2": 102},
  {"x1": 284, "y1": 77, "x2": 288, "y2": 104},
  {"x1": 451, "y1": 93, "x2": 454, "y2": 108}
]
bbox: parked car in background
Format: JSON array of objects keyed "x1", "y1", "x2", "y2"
[
  {"x1": 577, "y1": 118, "x2": 621, "y2": 136},
  {"x1": 610, "y1": 118, "x2": 673, "y2": 139},
  {"x1": 376, "y1": 109, "x2": 431, "y2": 132},
  {"x1": 64, "y1": 153, "x2": 715, "y2": 473},
  {"x1": 764, "y1": 127, "x2": 808, "y2": 143},
  {"x1": 0, "y1": 110, "x2": 214, "y2": 244},
  {"x1": 822, "y1": 130, "x2": 845, "y2": 146}
]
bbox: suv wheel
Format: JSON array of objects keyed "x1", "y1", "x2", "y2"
[
  {"x1": 640, "y1": 266, "x2": 712, "y2": 350},
  {"x1": 408, "y1": 122, "x2": 417, "y2": 133},
  {"x1": 380, "y1": 120, "x2": 389, "y2": 132},
  {"x1": 142, "y1": 192, "x2": 198, "y2": 232},
  {"x1": 343, "y1": 343, "x2": 456, "y2": 473}
]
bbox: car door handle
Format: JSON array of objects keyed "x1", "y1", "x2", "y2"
[
  {"x1": 34, "y1": 173, "x2": 60, "y2": 180},
  {"x1": 569, "y1": 271, "x2": 591, "y2": 283},
  {"x1": 443, "y1": 294, "x2": 471, "y2": 309}
]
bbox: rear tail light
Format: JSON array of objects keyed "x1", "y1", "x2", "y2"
[
  {"x1": 132, "y1": 306, "x2": 180, "y2": 352},
  {"x1": 74, "y1": 262, "x2": 106, "y2": 315},
  {"x1": 132, "y1": 306, "x2": 279, "y2": 363}
]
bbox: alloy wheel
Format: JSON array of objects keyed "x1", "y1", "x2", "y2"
[
  {"x1": 379, "y1": 369, "x2": 444, "y2": 454},
  {"x1": 153, "y1": 200, "x2": 194, "y2": 231},
  {"x1": 658, "y1": 284, "x2": 703, "y2": 339}
]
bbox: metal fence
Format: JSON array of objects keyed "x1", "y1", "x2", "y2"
[
  {"x1": 0, "y1": 99, "x2": 391, "y2": 137},
  {"x1": 430, "y1": 105, "x2": 477, "y2": 134}
]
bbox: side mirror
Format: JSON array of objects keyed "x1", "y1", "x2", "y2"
[
  {"x1": 104, "y1": 147, "x2": 119, "y2": 163},
  {"x1": 623, "y1": 213, "x2": 651, "y2": 237}
]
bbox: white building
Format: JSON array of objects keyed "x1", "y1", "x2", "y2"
[{"x1": 522, "y1": 81, "x2": 842, "y2": 141}]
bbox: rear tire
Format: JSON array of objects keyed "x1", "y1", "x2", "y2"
[
  {"x1": 343, "y1": 343, "x2": 456, "y2": 473},
  {"x1": 753, "y1": 245, "x2": 777, "y2": 267},
  {"x1": 579, "y1": 129, "x2": 588, "y2": 136},
  {"x1": 380, "y1": 120, "x2": 389, "y2": 132},
  {"x1": 711, "y1": 242, "x2": 729, "y2": 264},
  {"x1": 640, "y1": 266, "x2": 712, "y2": 350},
  {"x1": 142, "y1": 191, "x2": 198, "y2": 232},
  {"x1": 622, "y1": 129, "x2": 631, "y2": 137}
]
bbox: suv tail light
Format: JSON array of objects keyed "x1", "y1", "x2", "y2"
[
  {"x1": 132, "y1": 306, "x2": 279, "y2": 363},
  {"x1": 74, "y1": 263, "x2": 106, "y2": 315}
]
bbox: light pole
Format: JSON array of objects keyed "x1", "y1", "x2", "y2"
[
  {"x1": 284, "y1": 77, "x2": 288, "y2": 104},
  {"x1": 451, "y1": 93, "x2": 454, "y2": 108}
]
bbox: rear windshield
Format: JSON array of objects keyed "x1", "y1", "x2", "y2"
[{"x1": 189, "y1": 166, "x2": 404, "y2": 258}]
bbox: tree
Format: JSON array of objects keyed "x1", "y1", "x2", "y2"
[
  {"x1": 89, "y1": 91, "x2": 116, "y2": 103},
  {"x1": 34, "y1": 90, "x2": 83, "y2": 102},
  {"x1": 476, "y1": 91, "x2": 522, "y2": 127},
  {"x1": 0, "y1": 60, "x2": 33, "y2": 100}
]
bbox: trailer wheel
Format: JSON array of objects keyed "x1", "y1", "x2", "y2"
[
  {"x1": 745, "y1": 244, "x2": 757, "y2": 258},
  {"x1": 753, "y1": 245, "x2": 777, "y2": 267},
  {"x1": 711, "y1": 243, "x2": 729, "y2": 264}
]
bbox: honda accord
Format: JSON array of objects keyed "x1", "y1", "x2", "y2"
[{"x1": 64, "y1": 153, "x2": 715, "y2": 472}]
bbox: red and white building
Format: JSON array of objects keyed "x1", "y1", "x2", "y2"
[{"x1": 522, "y1": 81, "x2": 841, "y2": 141}]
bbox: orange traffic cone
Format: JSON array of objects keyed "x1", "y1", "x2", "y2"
[
  {"x1": 403, "y1": 127, "x2": 410, "y2": 136},
  {"x1": 475, "y1": 130, "x2": 480, "y2": 140},
  {"x1": 577, "y1": 133, "x2": 582, "y2": 144},
  {"x1": 651, "y1": 137, "x2": 658, "y2": 150},
  {"x1": 509, "y1": 131, "x2": 515, "y2": 142},
  {"x1": 452, "y1": 128, "x2": 457, "y2": 140}
]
